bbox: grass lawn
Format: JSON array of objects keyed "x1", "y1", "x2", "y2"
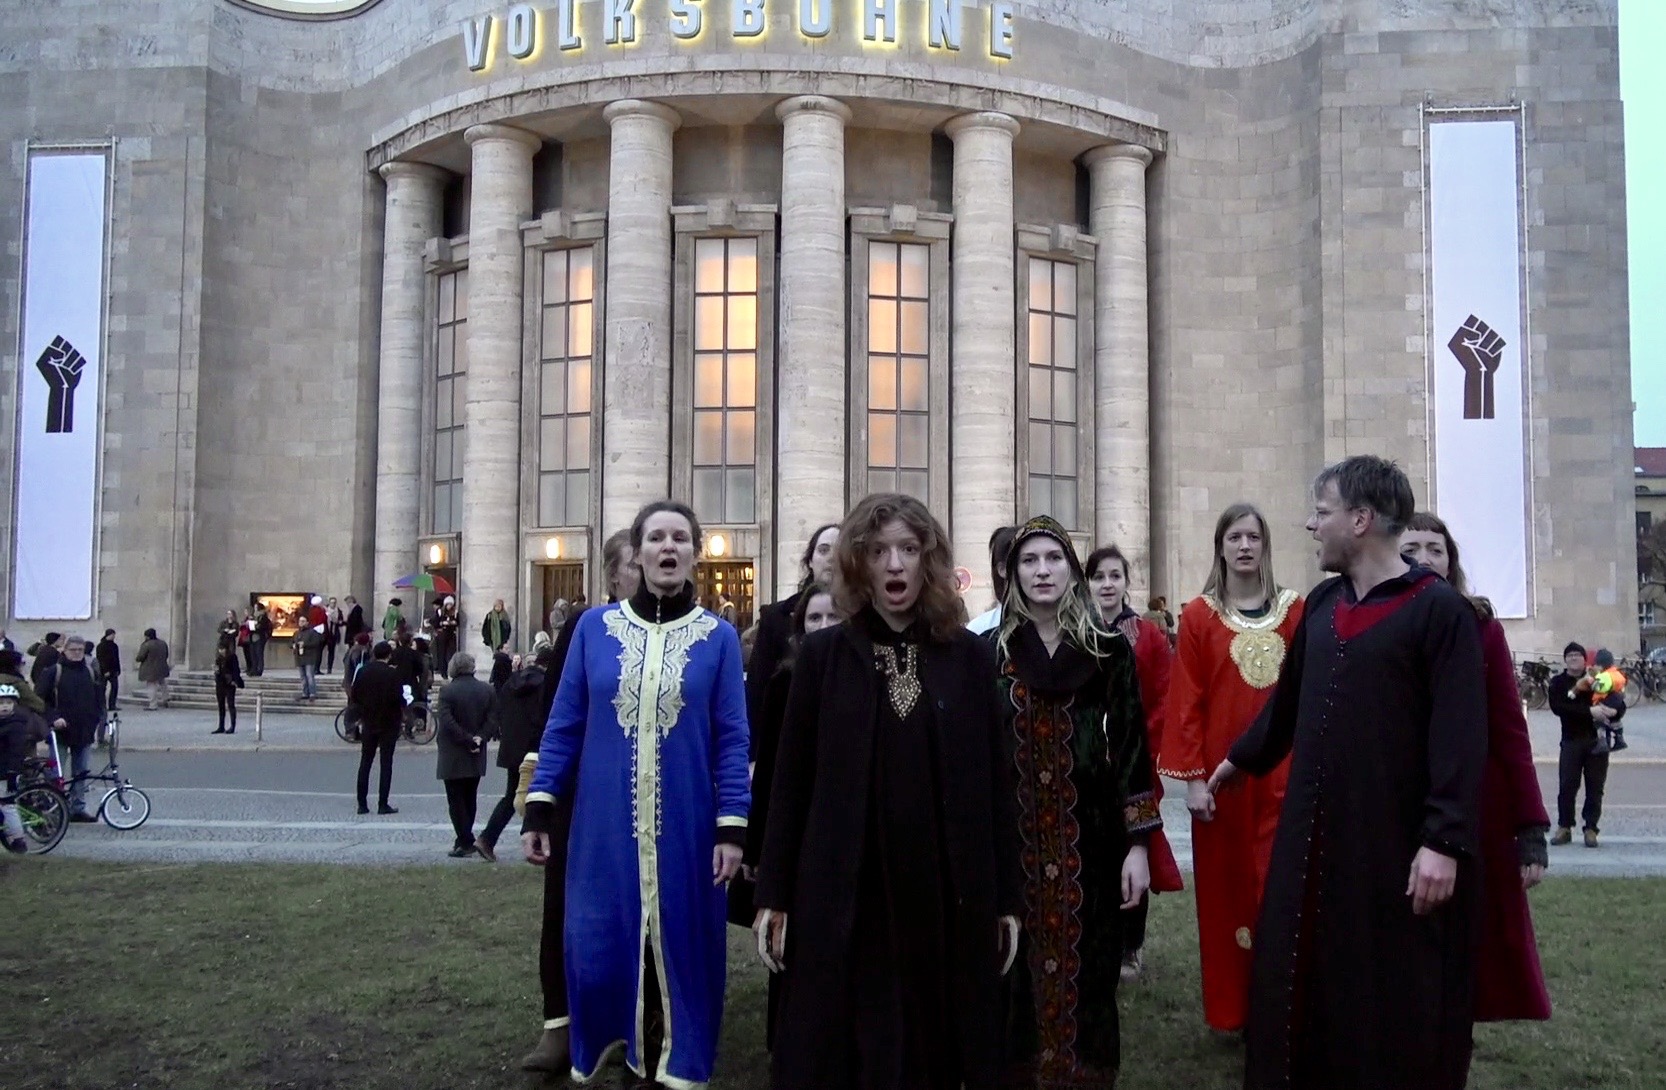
[{"x1": 1, "y1": 859, "x2": 1662, "y2": 1089}]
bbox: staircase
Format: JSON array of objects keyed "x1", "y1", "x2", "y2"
[{"x1": 165, "y1": 669, "x2": 348, "y2": 717}]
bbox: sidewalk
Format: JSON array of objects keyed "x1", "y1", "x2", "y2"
[{"x1": 117, "y1": 704, "x2": 350, "y2": 753}]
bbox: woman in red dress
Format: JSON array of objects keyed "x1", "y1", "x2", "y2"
[
  {"x1": 1401, "y1": 511, "x2": 1552, "y2": 1022},
  {"x1": 1158, "y1": 503, "x2": 1302, "y2": 1034},
  {"x1": 1085, "y1": 544, "x2": 1184, "y2": 981}
]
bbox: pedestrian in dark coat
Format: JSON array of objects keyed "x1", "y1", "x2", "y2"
[
  {"x1": 134, "y1": 628, "x2": 171, "y2": 709},
  {"x1": 95, "y1": 629, "x2": 122, "y2": 711},
  {"x1": 39, "y1": 636, "x2": 105, "y2": 819},
  {"x1": 212, "y1": 640, "x2": 244, "y2": 734},
  {"x1": 250, "y1": 606, "x2": 273, "y2": 676},
  {"x1": 343, "y1": 596, "x2": 369, "y2": 643},
  {"x1": 293, "y1": 623, "x2": 325, "y2": 700},
  {"x1": 29, "y1": 632, "x2": 62, "y2": 690},
  {"x1": 475, "y1": 651, "x2": 549, "y2": 860},
  {"x1": 351, "y1": 641, "x2": 407, "y2": 815},
  {"x1": 435, "y1": 652, "x2": 497, "y2": 857}
]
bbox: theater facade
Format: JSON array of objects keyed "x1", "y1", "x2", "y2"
[{"x1": 2, "y1": 0, "x2": 1636, "y2": 663}]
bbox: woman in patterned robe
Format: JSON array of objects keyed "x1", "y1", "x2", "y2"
[{"x1": 991, "y1": 516, "x2": 1163, "y2": 1089}]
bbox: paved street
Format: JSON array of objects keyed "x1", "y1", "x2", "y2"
[{"x1": 41, "y1": 701, "x2": 1666, "y2": 873}]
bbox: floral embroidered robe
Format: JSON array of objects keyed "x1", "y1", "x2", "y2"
[
  {"x1": 525, "y1": 587, "x2": 751, "y2": 1090},
  {"x1": 992, "y1": 623, "x2": 1162, "y2": 1089}
]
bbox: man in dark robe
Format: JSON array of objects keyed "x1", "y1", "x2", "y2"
[{"x1": 1209, "y1": 455, "x2": 1487, "y2": 1090}]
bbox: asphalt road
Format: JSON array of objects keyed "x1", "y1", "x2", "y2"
[{"x1": 40, "y1": 749, "x2": 1666, "y2": 875}]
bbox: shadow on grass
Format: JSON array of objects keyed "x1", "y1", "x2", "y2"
[{"x1": 0, "y1": 860, "x2": 1660, "y2": 1089}]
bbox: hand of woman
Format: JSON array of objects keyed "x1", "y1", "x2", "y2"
[
  {"x1": 754, "y1": 908, "x2": 788, "y2": 972},
  {"x1": 522, "y1": 830, "x2": 551, "y2": 866},
  {"x1": 1121, "y1": 845, "x2": 1151, "y2": 910},
  {"x1": 713, "y1": 842, "x2": 743, "y2": 886},
  {"x1": 1521, "y1": 863, "x2": 1545, "y2": 890},
  {"x1": 1186, "y1": 778, "x2": 1217, "y2": 822},
  {"x1": 997, "y1": 915, "x2": 1021, "y2": 976}
]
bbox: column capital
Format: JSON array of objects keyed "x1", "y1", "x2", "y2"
[
  {"x1": 944, "y1": 111, "x2": 1020, "y2": 141},
  {"x1": 775, "y1": 95, "x2": 853, "y2": 126},
  {"x1": 603, "y1": 99, "x2": 682, "y2": 131},
  {"x1": 463, "y1": 122, "x2": 543, "y2": 152},
  {"x1": 1082, "y1": 143, "x2": 1154, "y2": 171},
  {"x1": 377, "y1": 160, "x2": 451, "y2": 185}
]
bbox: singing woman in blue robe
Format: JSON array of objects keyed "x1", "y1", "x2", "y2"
[{"x1": 523, "y1": 500, "x2": 750, "y2": 1090}]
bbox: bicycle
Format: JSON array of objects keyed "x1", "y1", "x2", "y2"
[
  {"x1": 24, "y1": 717, "x2": 152, "y2": 830},
  {"x1": 6, "y1": 779, "x2": 68, "y2": 854},
  {"x1": 1517, "y1": 658, "x2": 1551, "y2": 711},
  {"x1": 334, "y1": 701, "x2": 434, "y2": 746}
]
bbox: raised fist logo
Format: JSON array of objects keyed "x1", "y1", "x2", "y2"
[
  {"x1": 35, "y1": 335, "x2": 87, "y2": 434},
  {"x1": 1447, "y1": 315, "x2": 1505, "y2": 421}
]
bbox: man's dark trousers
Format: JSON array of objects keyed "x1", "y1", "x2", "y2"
[{"x1": 1558, "y1": 737, "x2": 1609, "y2": 832}]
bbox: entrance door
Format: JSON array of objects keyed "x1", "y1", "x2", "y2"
[
  {"x1": 421, "y1": 564, "x2": 458, "y2": 624},
  {"x1": 538, "y1": 561, "x2": 586, "y2": 636},
  {"x1": 695, "y1": 560, "x2": 755, "y2": 630}
]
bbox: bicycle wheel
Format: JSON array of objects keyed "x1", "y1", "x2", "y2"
[
  {"x1": 334, "y1": 706, "x2": 362, "y2": 743},
  {"x1": 16, "y1": 784, "x2": 68, "y2": 854},
  {"x1": 99, "y1": 783, "x2": 152, "y2": 830},
  {"x1": 405, "y1": 704, "x2": 435, "y2": 746}
]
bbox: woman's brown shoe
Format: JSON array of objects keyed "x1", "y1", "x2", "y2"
[{"x1": 520, "y1": 1026, "x2": 570, "y2": 1073}]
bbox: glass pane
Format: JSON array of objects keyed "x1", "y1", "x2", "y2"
[
  {"x1": 727, "y1": 353, "x2": 756, "y2": 409},
  {"x1": 728, "y1": 238, "x2": 758, "y2": 293},
  {"x1": 1054, "y1": 424, "x2": 1077, "y2": 477},
  {"x1": 1055, "y1": 479, "x2": 1078, "y2": 527},
  {"x1": 869, "y1": 299, "x2": 897, "y2": 353},
  {"x1": 868, "y1": 469, "x2": 893, "y2": 497},
  {"x1": 436, "y1": 379, "x2": 453, "y2": 429},
  {"x1": 541, "y1": 307, "x2": 567, "y2": 362},
  {"x1": 453, "y1": 270, "x2": 469, "y2": 321},
  {"x1": 452, "y1": 329, "x2": 468, "y2": 374},
  {"x1": 900, "y1": 301, "x2": 928, "y2": 355},
  {"x1": 453, "y1": 377, "x2": 468, "y2": 429},
  {"x1": 695, "y1": 354, "x2": 724, "y2": 408},
  {"x1": 1055, "y1": 315, "x2": 1076, "y2": 371},
  {"x1": 1029, "y1": 313, "x2": 1051, "y2": 366},
  {"x1": 694, "y1": 410, "x2": 723, "y2": 464},
  {"x1": 1028, "y1": 367, "x2": 1051, "y2": 421},
  {"x1": 539, "y1": 361, "x2": 563, "y2": 417},
  {"x1": 695, "y1": 296, "x2": 725, "y2": 351},
  {"x1": 1054, "y1": 369, "x2": 1077, "y2": 423},
  {"x1": 452, "y1": 423, "x2": 466, "y2": 474},
  {"x1": 539, "y1": 472, "x2": 563, "y2": 527},
  {"x1": 1029, "y1": 475, "x2": 1050, "y2": 518},
  {"x1": 1054, "y1": 261, "x2": 1078, "y2": 315},
  {"x1": 693, "y1": 468, "x2": 723, "y2": 523},
  {"x1": 725, "y1": 468, "x2": 755, "y2": 524},
  {"x1": 899, "y1": 414, "x2": 928, "y2": 468},
  {"x1": 539, "y1": 418, "x2": 563, "y2": 472},
  {"x1": 728, "y1": 295, "x2": 757, "y2": 350},
  {"x1": 565, "y1": 470, "x2": 590, "y2": 526},
  {"x1": 567, "y1": 416, "x2": 591, "y2": 470},
  {"x1": 869, "y1": 355, "x2": 896, "y2": 411},
  {"x1": 726, "y1": 410, "x2": 755, "y2": 464},
  {"x1": 869, "y1": 413, "x2": 897, "y2": 467},
  {"x1": 438, "y1": 330, "x2": 454, "y2": 375},
  {"x1": 869, "y1": 242, "x2": 897, "y2": 296},
  {"x1": 439, "y1": 273, "x2": 456, "y2": 324},
  {"x1": 570, "y1": 248, "x2": 594, "y2": 301},
  {"x1": 568, "y1": 358, "x2": 591, "y2": 415},
  {"x1": 899, "y1": 357, "x2": 927, "y2": 412},
  {"x1": 1028, "y1": 258, "x2": 1050, "y2": 312},
  {"x1": 543, "y1": 252, "x2": 567, "y2": 304},
  {"x1": 900, "y1": 469, "x2": 928, "y2": 502},
  {"x1": 695, "y1": 238, "x2": 725, "y2": 293},
  {"x1": 435, "y1": 431, "x2": 454, "y2": 480},
  {"x1": 1029, "y1": 422, "x2": 1051, "y2": 475},
  {"x1": 432, "y1": 483, "x2": 449, "y2": 534},
  {"x1": 568, "y1": 302, "x2": 594, "y2": 357},
  {"x1": 900, "y1": 243, "x2": 928, "y2": 298}
]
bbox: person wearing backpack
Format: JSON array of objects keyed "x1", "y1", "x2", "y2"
[{"x1": 38, "y1": 635, "x2": 104, "y2": 821}]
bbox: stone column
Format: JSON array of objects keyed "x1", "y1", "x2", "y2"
[
  {"x1": 945, "y1": 111, "x2": 1020, "y2": 594},
  {"x1": 601, "y1": 100, "x2": 680, "y2": 538},
  {"x1": 1084, "y1": 143, "x2": 1154, "y2": 572},
  {"x1": 774, "y1": 95, "x2": 852, "y2": 598},
  {"x1": 373, "y1": 161, "x2": 449, "y2": 611},
  {"x1": 460, "y1": 124, "x2": 540, "y2": 629}
]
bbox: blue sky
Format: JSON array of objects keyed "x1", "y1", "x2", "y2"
[{"x1": 1624, "y1": 0, "x2": 1664, "y2": 446}]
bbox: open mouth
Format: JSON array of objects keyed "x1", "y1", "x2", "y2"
[{"x1": 884, "y1": 579, "x2": 908, "y2": 596}]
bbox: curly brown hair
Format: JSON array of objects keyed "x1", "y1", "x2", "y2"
[{"x1": 831, "y1": 493, "x2": 962, "y2": 642}]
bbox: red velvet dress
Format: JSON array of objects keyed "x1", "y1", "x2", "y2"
[
  {"x1": 1475, "y1": 616, "x2": 1552, "y2": 1021},
  {"x1": 1159, "y1": 590, "x2": 1303, "y2": 1032},
  {"x1": 1121, "y1": 614, "x2": 1184, "y2": 894}
]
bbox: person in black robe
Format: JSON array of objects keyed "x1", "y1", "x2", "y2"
[
  {"x1": 746, "y1": 522, "x2": 839, "y2": 735},
  {"x1": 1209, "y1": 456, "x2": 1487, "y2": 1090},
  {"x1": 755, "y1": 493, "x2": 1023, "y2": 1090}
]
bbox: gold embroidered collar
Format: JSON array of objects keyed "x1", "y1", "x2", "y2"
[{"x1": 1204, "y1": 588, "x2": 1299, "y2": 690}]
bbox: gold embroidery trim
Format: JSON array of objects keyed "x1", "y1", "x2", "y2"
[{"x1": 1204, "y1": 589, "x2": 1299, "y2": 691}]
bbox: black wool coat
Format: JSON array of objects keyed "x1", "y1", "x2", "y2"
[
  {"x1": 755, "y1": 620, "x2": 1024, "y2": 1090},
  {"x1": 494, "y1": 664, "x2": 547, "y2": 770},
  {"x1": 434, "y1": 674, "x2": 497, "y2": 781},
  {"x1": 350, "y1": 660, "x2": 407, "y2": 735},
  {"x1": 744, "y1": 592, "x2": 798, "y2": 754}
]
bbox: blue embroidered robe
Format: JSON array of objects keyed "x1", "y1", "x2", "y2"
[{"x1": 526, "y1": 598, "x2": 751, "y2": 1089}]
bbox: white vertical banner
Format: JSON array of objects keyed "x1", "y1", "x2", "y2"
[
  {"x1": 1428, "y1": 118, "x2": 1529, "y2": 618},
  {"x1": 14, "y1": 149, "x2": 109, "y2": 619}
]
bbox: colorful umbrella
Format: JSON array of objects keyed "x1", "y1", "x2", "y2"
[{"x1": 392, "y1": 572, "x2": 455, "y2": 594}]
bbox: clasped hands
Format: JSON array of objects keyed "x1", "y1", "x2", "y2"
[{"x1": 750, "y1": 910, "x2": 1024, "y2": 976}]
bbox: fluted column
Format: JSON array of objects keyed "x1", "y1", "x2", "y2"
[
  {"x1": 946, "y1": 111, "x2": 1020, "y2": 595},
  {"x1": 1084, "y1": 143, "x2": 1154, "y2": 572},
  {"x1": 601, "y1": 100, "x2": 680, "y2": 537},
  {"x1": 373, "y1": 161, "x2": 449, "y2": 613},
  {"x1": 460, "y1": 123, "x2": 540, "y2": 628},
  {"x1": 774, "y1": 95, "x2": 852, "y2": 598}
]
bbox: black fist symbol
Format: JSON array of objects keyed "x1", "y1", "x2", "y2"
[
  {"x1": 35, "y1": 335, "x2": 88, "y2": 434},
  {"x1": 1447, "y1": 315, "x2": 1505, "y2": 421}
]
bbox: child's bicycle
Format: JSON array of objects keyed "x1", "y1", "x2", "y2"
[
  {"x1": 24, "y1": 713, "x2": 152, "y2": 830},
  {"x1": 4, "y1": 777, "x2": 69, "y2": 854}
]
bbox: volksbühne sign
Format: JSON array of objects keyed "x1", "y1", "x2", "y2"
[{"x1": 462, "y1": 0, "x2": 1017, "y2": 71}]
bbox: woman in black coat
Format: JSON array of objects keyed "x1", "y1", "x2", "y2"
[
  {"x1": 211, "y1": 638, "x2": 244, "y2": 735},
  {"x1": 754, "y1": 493, "x2": 1023, "y2": 1090},
  {"x1": 434, "y1": 652, "x2": 497, "y2": 858},
  {"x1": 474, "y1": 648, "x2": 549, "y2": 861}
]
